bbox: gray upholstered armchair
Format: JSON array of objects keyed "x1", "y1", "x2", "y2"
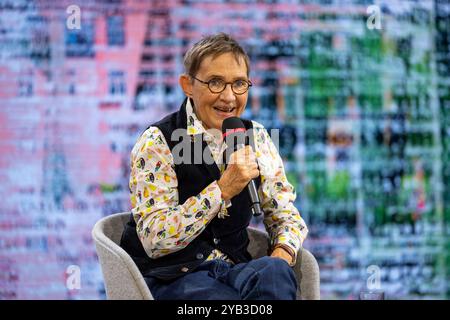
[{"x1": 92, "y1": 212, "x2": 320, "y2": 300}]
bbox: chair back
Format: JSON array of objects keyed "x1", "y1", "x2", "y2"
[{"x1": 92, "y1": 212, "x2": 153, "y2": 300}]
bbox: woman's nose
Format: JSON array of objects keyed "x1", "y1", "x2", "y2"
[{"x1": 219, "y1": 83, "x2": 236, "y2": 102}]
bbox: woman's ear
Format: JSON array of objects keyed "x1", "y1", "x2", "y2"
[{"x1": 179, "y1": 74, "x2": 193, "y2": 98}]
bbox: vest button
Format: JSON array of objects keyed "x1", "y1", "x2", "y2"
[
  {"x1": 213, "y1": 238, "x2": 220, "y2": 245},
  {"x1": 181, "y1": 267, "x2": 189, "y2": 272},
  {"x1": 196, "y1": 253, "x2": 204, "y2": 260}
]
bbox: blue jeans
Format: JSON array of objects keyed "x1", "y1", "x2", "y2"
[{"x1": 144, "y1": 256, "x2": 297, "y2": 300}]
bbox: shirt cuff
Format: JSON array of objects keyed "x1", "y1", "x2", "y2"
[
  {"x1": 272, "y1": 235, "x2": 301, "y2": 266},
  {"x1": 272, "y1": 243, "x2": 297, "y2": 267},
  {"x1": 197, "y1": 181, "x2": 227, "y2": 220},
  {"x1": 205, "y1": 181, "x2": 230, "y2": 219}
]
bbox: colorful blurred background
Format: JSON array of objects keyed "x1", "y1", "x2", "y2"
[{"x1": 0, "y1": 0, "x2": 449, "y2": 299}]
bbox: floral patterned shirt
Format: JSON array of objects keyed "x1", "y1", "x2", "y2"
[{"x1": 129, "y1": 99, "x2": 308, "y2": 264}]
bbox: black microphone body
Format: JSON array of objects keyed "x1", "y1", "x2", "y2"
[
  {"x1": 246, "y1": 177, "x2": 263, "y2": 217},
  {"x1": 222, "y1": 117, "x2": 263, "y2": 217}
]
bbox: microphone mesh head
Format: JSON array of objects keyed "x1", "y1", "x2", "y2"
[
  {"x1": 222, "y1": 117, "x2": 245, "y2": 134},
  {"x1": 222, "y1": 117, "x2": 247, "y2": 160}
]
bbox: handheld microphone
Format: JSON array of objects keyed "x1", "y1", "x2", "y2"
[{"x1": 222, "y1": 117, "x2": 263, "y2": 217}]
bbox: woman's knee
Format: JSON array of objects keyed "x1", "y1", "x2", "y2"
[
  {"x1": 249, "y1": 256, "x2": 297, "y2": 299},
  {"x1": 254, "y1": 256, "x2": 292, "y2": 272},
  {"x1": 257, "y1": 257, "x2": 297, "y2": 284}
]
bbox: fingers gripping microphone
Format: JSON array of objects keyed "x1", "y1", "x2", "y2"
[{"x1": 222, "y1": 117, "x2": 263, "y2": 217}]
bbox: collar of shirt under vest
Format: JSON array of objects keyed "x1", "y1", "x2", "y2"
[{"x1": 186, "y1": 98, "x2": 226, "y2": 148}]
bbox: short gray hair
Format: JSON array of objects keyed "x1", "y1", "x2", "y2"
[{"x1": 183, "y1": 33, "x2": 250, "y2": 77}]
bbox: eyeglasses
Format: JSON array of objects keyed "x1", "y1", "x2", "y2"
[{"x1": 190, "y1": 75, "x2": 252, "y2": 95}]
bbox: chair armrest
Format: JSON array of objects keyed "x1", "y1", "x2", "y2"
[{"x1": 294, "y1": 247, "x2": 320, "y2": 300}]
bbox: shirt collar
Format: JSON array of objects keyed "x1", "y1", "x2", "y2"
[
  {"x1": 186, "y1": 99, "x2": 222, "y2": 143},
  {"x1": 186, "y1": 98, "x2": 207, "y2": 136}
]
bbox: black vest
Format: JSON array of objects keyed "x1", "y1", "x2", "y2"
[{"x1": 120, "y1": 98, "x2": 261, "y2": 280}]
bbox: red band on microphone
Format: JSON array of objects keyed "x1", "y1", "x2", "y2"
[{"x1": 222, "y1": 128, "x2": 246, "y2": 138}]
